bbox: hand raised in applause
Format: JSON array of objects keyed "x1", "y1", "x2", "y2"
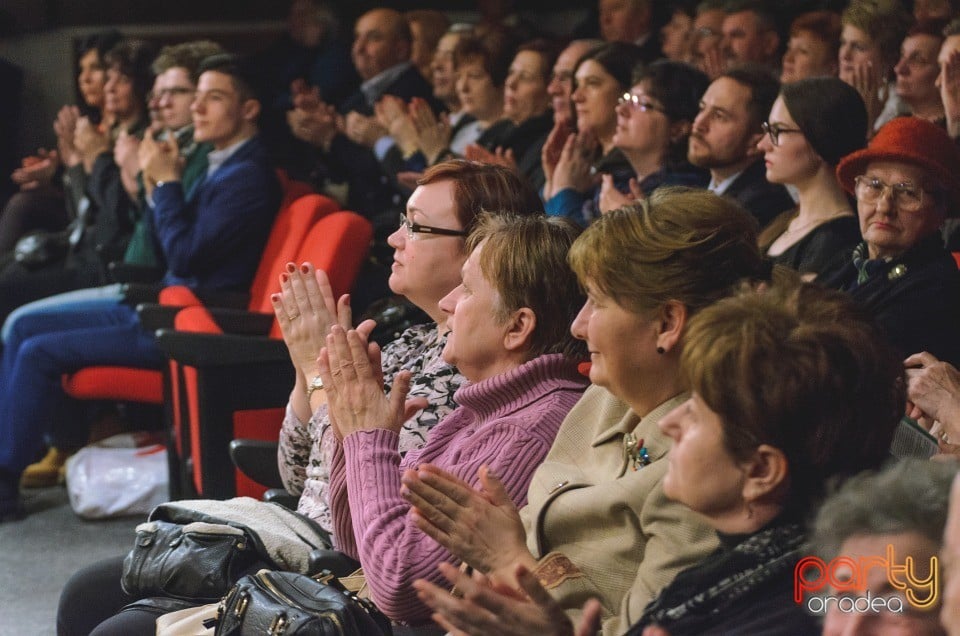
[
  {"x1": 401, "y1": 463, "x2": 535, "y2": 582},
  {"x1": 413, "y1": 561, "x2": 604, "y2": 636}
]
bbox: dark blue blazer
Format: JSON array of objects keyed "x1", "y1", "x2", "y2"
[{"x1": 151, "y1": 134, "x2": 280, "y2": 291}]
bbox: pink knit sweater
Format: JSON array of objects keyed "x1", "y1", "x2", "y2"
[{"x1": 327, "y1": 353, "x2": 588, "y2": 624}]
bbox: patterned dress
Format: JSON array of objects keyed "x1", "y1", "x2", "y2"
[{"x1": 277, "y1": 323, "x2": 464, "y2": 534}]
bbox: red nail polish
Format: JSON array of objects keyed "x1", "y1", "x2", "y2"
[
  {"x1": 286, "y1": 263, "x2": 296, "y2": 273},
  {"x1": 271, "y1": 293, "x2": 280, "y2": 302},
  {"x1": 301, "y1": 264, "x2": 309, "y2": 273},
  {"x1": 281, "y1": 273, "x2": 288, "y2": 283}
]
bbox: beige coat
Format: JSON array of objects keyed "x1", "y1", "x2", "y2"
[{"x1": 521, "y1": 385, "x2": 718, "y2": 635}]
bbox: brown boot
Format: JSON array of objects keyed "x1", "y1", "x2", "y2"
[{"x1": 19, "y1": 447, "x2": 75, "y2": 488}]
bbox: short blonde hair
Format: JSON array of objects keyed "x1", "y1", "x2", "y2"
[
  {"x1": 467, "y1": 213, "x2": 587, "y2": 360},
  {"x1": 568, "y1": 187, "x2": 761, "y2": 318},
  {"x1": 842, "y1": 0, "x2": 912, "y2": 72}
]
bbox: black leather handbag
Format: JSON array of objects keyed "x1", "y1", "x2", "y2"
[
  {"x1": 215, "y1": 570, "x2": 392, "y2": 635},
  {"x1": 122, "y1": 520, "x2": 270, "y2": 602}
]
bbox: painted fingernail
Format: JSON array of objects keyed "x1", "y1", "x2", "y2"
[
  {"x1": 271, "y1": 293, "x2": 280, "y2": 302},
  {"x1": 301, "y1": 263, "x2": 309, "y2": 273},
  {"x1": 286, "y1": 263, "x2": 296, "y2": 273},
  {"x1": 281, "y1": 273, "x2": 288, "y2": 283}
]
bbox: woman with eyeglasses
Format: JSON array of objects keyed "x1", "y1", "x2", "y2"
[
  {"x1": 820, "y1": 116, "x2": 960, "y2": 366},
  {"x1": 273, "y1": 160, "x2": 544, "y2": 539},
  {"x1": 756, "y1": 77, "x2": 866, "y2": 278},
  {"x1": 599, "y1": 60, "x2": 709, "y2": 214}
]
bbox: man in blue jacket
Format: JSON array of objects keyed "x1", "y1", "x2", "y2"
[{"x1": 0, "y1": 54, "x2": 281, "y2": 519}]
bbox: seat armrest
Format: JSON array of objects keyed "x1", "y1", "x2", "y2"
[
  {"x1": 308, "y1": 549, "x2": 361, "y2": 577},
  {"x1": 229, "y1": 439, "x2": 284, "y2": 488}
]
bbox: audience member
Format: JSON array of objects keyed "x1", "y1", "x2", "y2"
[
  {"x1": 469, "y1": 39, "x2": 557, "y2": 192},
  {"x1": 758, "y1": 78, "x2": 866, "y2": 277},
  {"x1": 324, "y1": 213, "x2": 588, "y2": 624},
  {"x1": 542, "y1": 42, "x2": 644, "y2": 224},
  {"x1": 839, "y1": 0, "x2": 912, "y2": 133},
  {"x1": 0, "y1": 31, "x2": 121, "y2": 255},
  {"x1": 688, "y1": 65, "x2": 794, "y2": 228},
  {"x1": 659, "y1": 1, "x2": 697, "y2": 63},
  {"x1": 690, "y1": 0, "x2": 726, "y2": 78},
  {"x1": 812, "y1": 459, "x2": 955, "y2": 635},
  {"x1": 546, "y1": 39, "x2": 601, "y2": 128},
  {"x1": 720, "y1": 0, "x2": 782, "y2": 72},
  {"x1": 598, "y1": 0, "x2": 662, "y2": 63},
  {"x1": 405, "y1": 188, "x2": 762, "y2": 634},
  {"x1": 822, "y1": 116, "x2": 960, "y2": 365},
  {"x1": 780, "y1": 10, "x2": 841, "y2": 83},
  {"x1": 405, "y1": 10, "x2": 450, "y2": 83},
  {"x1": 895, "y1": 20, "x2": 949, "y2": 124},
  {"x1": 0, "y1": 38, "x2": 155, "y2": 326},
  {"x1": 287, "y1": 8, "x2": 438, "y2": 222},
  {"x1": 0, "y1": 53, "x2": 281, "y2": 521},
  {"x1": 599, "y1": 60, "x2": 709, "y2": 213}
]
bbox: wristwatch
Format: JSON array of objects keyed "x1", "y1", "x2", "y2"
[{"x1": 306, "y1": 375, "x2": 325, "y2": 401}]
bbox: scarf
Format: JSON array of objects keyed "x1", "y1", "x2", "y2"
[{"x1": 627, "y1": 520, "x2": 806, "y2": 635}]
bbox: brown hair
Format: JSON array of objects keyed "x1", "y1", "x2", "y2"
[
  {"x1": 417, "y1": 160, "x2": 544, "y2": 231},
  {"x1": 681, "y1": 270, "x2": 904, "y2": 513},
  {"x1": 789, "y1": 10, "x2": 842, "y2": 61},
  {"x1": 841, "y1": 0, "x2": 912, "y2": 72},
  {"x1": 467, "y1": 213, "x2": 587, "y2": 360},
  {"x1": 151, "y1": 40, "x2": 226, "y2": 80},
  {"x1": 568, "y1": 187, "x2": 762, "y2": 318},
  {"x1": 453, "y1": 29, "x2": 519, "y2": 86}
]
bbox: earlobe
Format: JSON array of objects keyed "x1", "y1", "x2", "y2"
[{"x1": 655, "y1": 300, "x2": 688, "y2": 354}]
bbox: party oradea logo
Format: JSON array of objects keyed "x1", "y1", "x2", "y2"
[{"x1": 794, "y1": 544, "x2": 939, "y2": 615}]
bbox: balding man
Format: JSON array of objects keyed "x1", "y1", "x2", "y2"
[
  {"x1": 598, "y1": 0, "x2": 662, "y2": 63},
  {"x1": 720, "y1": 0, "x2": 781, "y2": 72},
  {"x1": 548, "y1": 39, "x2": 601, "y2": 127},
  {"x1": 289, "y1": 8, "x2": 440, "y2": 221}
]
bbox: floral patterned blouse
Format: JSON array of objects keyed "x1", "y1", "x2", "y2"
[{"x1": 278, "y1": 323, "x2": 464, "y2": 535}]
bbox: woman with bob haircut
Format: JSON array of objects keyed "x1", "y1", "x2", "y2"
[
  {"x1": 320, "y1": 212, "x2": 590, "y2": 624},
  {"x1": 414, "y1": 273, "x2": 904, "y2": 636},
  {"x1": 403, "y1": 187, "x2": 763, "y2": 634}
]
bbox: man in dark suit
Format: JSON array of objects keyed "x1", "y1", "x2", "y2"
[
  {"x1": 0, "y1": 54, "x2": 281, "y2": 519},
  {"x1": 288, "y1": 8, "x2": 440, "y2": 221},
  {"x1": 687, "y1": 65, "x2": 794, "y2": 229}
]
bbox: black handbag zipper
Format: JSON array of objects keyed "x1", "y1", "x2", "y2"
[{"x1": 256, "y1": 571, "x2": 346, "y2": 635}]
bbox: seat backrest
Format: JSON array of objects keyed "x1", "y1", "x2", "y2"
[
  {"x1": 248, "y1": 194, "x2": 341, "y2": 314},
  {"x1": 266, "y1": 211, "x2": 374, "y2": 339},
  {"x1": 275, "y1": 168, "x2": 315, "y2": 209}
]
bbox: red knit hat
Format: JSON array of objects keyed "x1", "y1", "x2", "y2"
[{"x1": 836, "y1": 117, "x2": 960, "y2": 214}]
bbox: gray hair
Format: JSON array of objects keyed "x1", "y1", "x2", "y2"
[{"x1": 808, "y1": 459, "x2": 959, "y2": 560}]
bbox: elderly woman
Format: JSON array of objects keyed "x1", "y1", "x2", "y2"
[
  {"x1": 403, "y1": 188, "x2": 762, "y2": 634},
  {"x1": 813, "y1": 459, "x2": 954, "y2": 636},
  {"x1": 598, "y1": 59, "x2": 709, "y2": 213},
  {"x1": 821, "y1": 116, "x2": 960, "y2": 365},
  {"x1": 757, "y1": 77, "x2": 866, "y2": 277},
  {"x1": 414, "y1": 274, "x2": 904, "y2": 636},
  {"x1": 321, "y1": 213, "x2": 590, "y2": 624}
]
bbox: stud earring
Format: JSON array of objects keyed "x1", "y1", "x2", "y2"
[{"x1": 656, "y1": 346, "x2": 665, "y2": 354}]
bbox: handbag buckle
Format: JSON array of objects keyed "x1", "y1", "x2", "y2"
[{"x1": 268, "y1": 612, "x2": 287, "y2": 635}]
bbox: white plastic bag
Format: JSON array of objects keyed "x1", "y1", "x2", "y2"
[{"x1": 65, "y1": 434, "x2": 169, "y2": 519}]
